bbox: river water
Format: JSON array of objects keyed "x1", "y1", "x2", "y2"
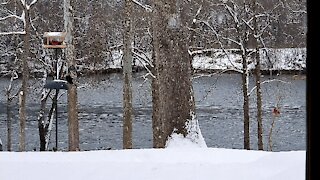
[{"x1": 0, "y1": 73, "x2": 306, "y2": 152}]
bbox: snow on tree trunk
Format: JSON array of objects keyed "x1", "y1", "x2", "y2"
[
  {"x1": 38, "y1": 89, "x2": 49, "y2": 151},
  {"x1": 166, "y1": 110, "x2": 207, "y2": 148},
  {"x1": 45, "y1": 103, "x2": 56, "y2": 150}
]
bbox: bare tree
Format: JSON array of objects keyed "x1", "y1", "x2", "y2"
[
  {"x1": 252, "y1": 0, "x2": 263, "y2": 150},
  {"x1": 1, "y1": 0, "x2": 41, "y2": 151},
  {"x1": 190, "y1": 0, "x2": 296, "y2": 150},
  {"x1": 64, "y1": 0, "x2": 79, "y2": 151},
  {"x1": 18, "y1": 1, "x2": 31, "y2": 152},
  {"x1": 6, "y1": 71, "x2": 19, "y2": 151},
  {"x1": 122, "y1": 0, "x2": 133, "y2": 149},
  {"x1": 218, "y1": 1, "x2": 252, "y2": 150}
]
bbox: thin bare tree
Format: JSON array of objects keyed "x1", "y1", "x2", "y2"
[
  {"x1": 122, "y1": 0, "x2": 134, "y2": 149},
  {"x1": 64, "y1": 0, "x2": 79, "y2": 151},
  {"x1": 251, "y1": 0, "x2": 263, "y2": 150},
  {"x1": 18, "y1": 1, "x2": 31, "y2": 152}
]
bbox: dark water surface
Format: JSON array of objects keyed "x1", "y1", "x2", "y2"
[{"x1": 0, "y1": 73, "x2": 306, "y2": 151}]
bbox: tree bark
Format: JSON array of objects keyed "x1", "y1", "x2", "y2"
[
  {"x1": 64, "y1": 0, "x2": 79, "y2": 151},
  {"x1": 19, "y1": 5, "x2": 30, "y2": 152},
  {"x1": 255, "y1": 48, "x2": 263, "y2": 150},
  {"x1": 252, "y1": 0, "x2": 264, "y2": 150},
  {"x1": 38, "y1": 90, "x2": 56, "y2": 151},
  {"x1": 6, "y1": 89, "x2": 12, "y2": 151},
  {"x1": 242, "y1": 52, "x2": 250, "y2": 150},
  {"x1": 122, "y1": 0, "x2": 133, "y2": 149},
  {"x1": 152, "y1": 0, "x2": 200, "y2": 147},
  {"x1": 151, "y1": 1, "x2": 164, "y2": 148}
]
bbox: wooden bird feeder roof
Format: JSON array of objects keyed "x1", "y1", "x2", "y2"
[{"x1": 43, "y1": 32, "x2": 67, "y2": 49}]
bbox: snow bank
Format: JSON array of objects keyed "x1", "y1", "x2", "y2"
[
  {"x1": 192, "y1": 48, "x2": 306, "y2": 72},
  {"x1": 0, "y1": 148, "x2": 305, "y2": 180}
]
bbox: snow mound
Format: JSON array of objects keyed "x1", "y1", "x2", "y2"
[{"x1": 166, "y1": 133, "x2": 207, "y2": 148}]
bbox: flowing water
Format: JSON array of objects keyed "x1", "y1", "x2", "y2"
[{"x1": 0, "y1": 73, "x2": 306, "y2": 151}]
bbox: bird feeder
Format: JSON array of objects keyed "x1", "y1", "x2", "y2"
[
  {"x1": 43, "y1": 32, "x2": 67, "y2": 48},
  {"x1": 44, "y1": 79, "x2": 68, "y2": 90}
]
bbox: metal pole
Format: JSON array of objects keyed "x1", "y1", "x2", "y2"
[
  {"x1": 55, "y1": 48, "x2": 58, "y2": 151},
  {"x1": 55, "y1": 90, "x2": 58, "y2": 151},
  {"x1": 55, "y1": 48, "x2": 59, "y2": 79}
]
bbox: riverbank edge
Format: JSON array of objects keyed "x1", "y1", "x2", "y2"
[{"x1": 0, "y1": 67, "x2": 306, "y2": 79}]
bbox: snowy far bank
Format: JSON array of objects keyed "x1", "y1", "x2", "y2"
[
  {"x1": 192, "y1": 48, "x2": 306, "y2": 72},
  {"x1": 0, "y1": 48, "x2": 306, "y2": 77},
  {"x1": 94, "y1": 47, "x2": 306, "y2": 74}
]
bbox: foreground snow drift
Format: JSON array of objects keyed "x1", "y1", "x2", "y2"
[{"x1": 0, "y1": 148, "x2": 305, "y2": 180}]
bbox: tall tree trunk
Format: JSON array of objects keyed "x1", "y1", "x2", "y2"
[
  {"x1": 7, "y1": 0, "x2": 19, "y2": 152},
  {"x1": 38, "y1": 92, "x2": 49, "y2": 151},
  {"x1": 38, "y1": 70, "x2": 50, "y2": 151},
  {"x1": 255, "y1": 48, "x2": 263, "y2": 150},
  {"x1": 151, "y1": 72, "x2": 164, "y2": 147},
  {"x1": 19, "y1": 6, "x2": 30, "y2": 152},
  {"x1": 64, "y1": 0, "x2": 79, "y2": 151},
  {"x1": 152, "y1": 0, "x2": 204, "y2": 147},
  {"x1": 38, "y1": 89, "x2": 52, "y2": 151},
  {"x1": 252, "y1": 0, "x2": 263, "y2": 150},
  {"x1": 45, "y1": 102, "x2": 56, "y2": 150},
  {"x1": 6, "y1": 89, "x2": 12, "y2": 151},
  {"x1": 151, "y1": 1, "x2": 164, "y2": 148},
  {"x1": 238, "y1": 3, "x2": 251, "y2": 150},
  {"x1": 122, "y1": 0, "x2": 133, "y2": 149},
  {"x1": 242, "y1": 52, "x2": 250, "y2": 150},
  {"x1": 6, "y1": 72, "x2": 16, "y2": 151}
]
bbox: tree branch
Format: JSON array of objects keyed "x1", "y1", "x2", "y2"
[
  {"x1": 248, "y1": 79, "x2": 290, "y2": 96},
  {"x1": 131, "y1": 0, "x2": 152, "y2": 12}
]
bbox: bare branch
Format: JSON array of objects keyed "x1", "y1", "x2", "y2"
[
  {"x1": 193, "y1": 68, "x2": 242, "y2": 79},
  {"x1": 241, "y1": 18, "x2": 254, "y2": 31},
  {"x1": 195, "y1": 20, "x2": 240, "y2": 70},
  {"x1": 132, "y1": 47, "x2": 153, "y2": 67},
  {"x1": 280, "y1": 0, "x2": 306, "y2": 14},
  {"x1": 132, "y1": 52, "x2": 155, "y2": 78},
  {"x1": 131, "y1": 0, "x2": 152, "y2": 12},
  {"x1": 0, "y1": 31, "x2": 26, "y2": 35},
  {"x1": 20, "y1": 0, "x2": 26, "y2": 7},
  {"x1": 248, "y1": 79, "x2": 291, "y2": 96},
  {"x1": 29, "y1": 0, "x2": 38, "y2": 8},
  {"x1": 0, "y1": 10, "x2": 26, "y2": 35},
  {"x1": 0, "y1": 14, "x2": 22, "y2": 21}
]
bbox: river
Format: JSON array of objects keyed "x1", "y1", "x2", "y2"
[{"x1": 0, "y1": 73, "x2": 306, "y2": 152}]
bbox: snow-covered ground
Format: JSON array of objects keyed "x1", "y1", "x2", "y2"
[{"x1": 0, "y1": 136, "x2": 305, "y2": 180}]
